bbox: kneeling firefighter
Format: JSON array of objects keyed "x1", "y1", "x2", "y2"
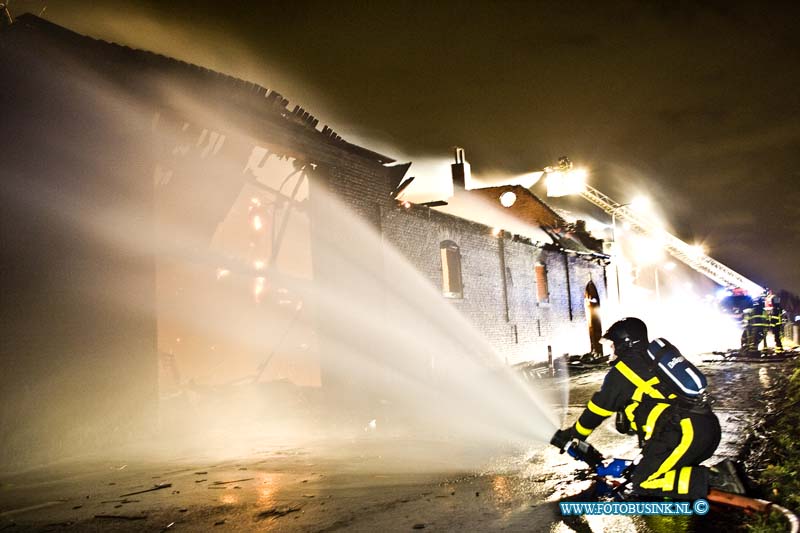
[{"x1": 552, "y1": 317, "x2": 725, "y2": 499}]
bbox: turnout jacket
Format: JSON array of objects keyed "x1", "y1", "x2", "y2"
[{"x1": 573, "y1": 349, "x2": 677, "y2": 444}]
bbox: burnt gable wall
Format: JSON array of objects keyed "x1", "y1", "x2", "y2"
[{"x1": 0, "y1": 15, "x2": 398, "y2": 468}]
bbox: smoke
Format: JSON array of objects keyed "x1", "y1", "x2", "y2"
[
  {"x1": 38, "y1": 1, "x2": 342, "y2": 132},
  {"x1": 0, "y1": 22, "x2": 561, "y2": 471}
]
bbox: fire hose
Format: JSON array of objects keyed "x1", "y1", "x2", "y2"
[{"x1": 551, "y1": 435, "x2": 800, "y2": 532}]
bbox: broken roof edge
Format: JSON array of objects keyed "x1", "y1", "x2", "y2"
[
  {"x1": 397, "y1": 201, "x2": 554, "y2": 248},
  {"x1": 539, "y1": 240, "x2": 610, "y2": 263},
  {"x1": 465, "y1": 185, "x2": 609, "y2": 254},
  {"x1": 385, "y1": 162, "x2": 413, "y2": 193},
  {"x1": 397, "y1": 202, "x2": 608, "y2": 265},
  {"x1": 429, "y1": 183, "x2": 568, "y2": 244},
  {"x1": 6, "y1": 13, "x2": 396, "y2": 166},
  {"x1": 465, "y1": 183, "x2": 567, "y2": 227}
]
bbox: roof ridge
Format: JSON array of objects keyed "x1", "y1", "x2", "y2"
[{"x1": 7, "y1": 13, "x2": 394, "y2": 165}]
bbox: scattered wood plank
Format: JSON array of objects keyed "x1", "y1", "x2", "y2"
[
  {"x1": 94, "y1": 514, "x2": 148, "y2": 521},
  {"x1": 211, "y1": 478, "x2": 253, "y2": 486},
  {"x1": 119, "y1": 483, "x2": 172, "y2": 497}
]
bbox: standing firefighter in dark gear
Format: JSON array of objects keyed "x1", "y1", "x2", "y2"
[
  {"x1": 766, "y1": 292, "x2": 785, "y2": 352},
  {"x1": 742, "y1": 297, "x2": 770, "y2": 352},
  {"x1": 552, "y1": 318, "x2": 722, "y2": 500}
]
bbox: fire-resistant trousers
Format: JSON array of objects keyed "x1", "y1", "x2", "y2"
[
  {"x1": 773, "y1": 326, "x2": 784, "y2": 350},
  {"x1": 631, "y1": 410, "x2": 721, "y2": 500}
]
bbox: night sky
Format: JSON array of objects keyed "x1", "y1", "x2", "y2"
[{"x1": 17, "y1": 0, "x2": 800, "y2": 293}]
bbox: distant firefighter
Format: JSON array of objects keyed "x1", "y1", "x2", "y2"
[
  {"x1": 765, "y1": 290, "x2": 785, "y2": 352},
  {"x1": 742, "y1": 289, "x2": 785, "y2": 353},
  {"x1": 741, "y1": 296, "x2": 770, "y2": 353}
]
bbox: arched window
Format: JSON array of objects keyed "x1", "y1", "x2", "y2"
[
  {"x1": 534, "y1": 262, "x2": 549, "y2": 304},
  {"x1": 440, "y1": 240, "x2": 463, "y2": 298}
]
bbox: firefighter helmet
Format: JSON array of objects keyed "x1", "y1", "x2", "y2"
[{"x1": 602, "y1": 317, "x2": 648, "y2": 352}]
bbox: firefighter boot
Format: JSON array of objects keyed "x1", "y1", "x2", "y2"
[{"x1": 708, "y1": 460, "x2": 746, "y2": 495}]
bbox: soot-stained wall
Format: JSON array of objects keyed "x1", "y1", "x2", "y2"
[{"x1": 0, "y1": 14, "x2": 400, "y2": 469}]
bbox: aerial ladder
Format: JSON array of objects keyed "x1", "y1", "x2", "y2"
[{"x1": 549, "y1": 158, "x2": 764, "y2": 297}]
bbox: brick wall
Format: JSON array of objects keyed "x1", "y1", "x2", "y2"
[{"x1": 379, "y1": 204, "x2": 608, "y2": 365}]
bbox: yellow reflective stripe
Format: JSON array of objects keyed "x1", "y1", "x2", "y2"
[
  {"x1": 647, "y1": 418, "x2": 694, "y2": 481},
  {"x1": 587, "y1": 400, "x2": 615, "y2": 417},
  {"x1": 625, "y1": 402, "x2": 638, "y2": 430},
  {"x1": 639, "y1": 477, "x2": 659, "y2": 489},
  {"x1": 678, "y1": 466, "x2": 692, "y2": 495},
  {"x1": 662, "y1": 470, "x2": 676, "y2": 491},
  {"x1": 616, "y1": 361, "x2": 646, "y2": 387},
  {"x1": 616, "y1": 361, "x2": 665, "y2": 400},
  {"x1": 614, "y1": 361, "x2": 645, "y2": 387},
  {"x1": 642, "y1": 377, "x2": 664, "y2": 400},
  {"x1": 639, "y1": 478, "x2": 657, "y2": 489},
  {"x1": 643, "y1": 403, "x2": 670, "y2": 441},
  {"x1": 640, "y1": 469, "x2": 676, "y2": 491},
  {"x1": 574, "y1": 420, "x2": 593, "y2": 437}
]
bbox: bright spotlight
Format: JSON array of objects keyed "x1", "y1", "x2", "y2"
[
  {"x1": 570, "y1": 167, "x2": 588, "y2": 180},
  {"x1": 690, "y1": 244, "x2": 706, "y2": 256},
  {"x1": 545, "y1": 167, "x2": 586, "y2": 197},
  {"x1": 630, "y1": 196, "x2": 651, "y2": 212},
  {"x1": 631, "y1": 235, "x2": 664, "y2": 265},
  {"x1": 499, "y1": 191, "x2": 517, "y2": 207}
]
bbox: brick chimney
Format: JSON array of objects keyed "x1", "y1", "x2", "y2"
[{"x1": 451, "y1": 147, "x2": 471, "y2": 191}]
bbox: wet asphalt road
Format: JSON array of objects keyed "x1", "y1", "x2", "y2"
[{"x1": 0, "y1": 357, "x2": 789, "y2": 532}]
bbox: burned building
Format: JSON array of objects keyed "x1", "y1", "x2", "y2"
[
  {"x1": 384, "y1": 161, "x2": 609, "y2": 366},
  {"x1": 0, "y1": 14, "x2": 607, "y2": 468}
]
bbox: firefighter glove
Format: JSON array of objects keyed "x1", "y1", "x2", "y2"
[
  {"x1": 615, "y1": 410, "x2": 633, "y2": 435},
  {"x1": 550, "y1": 428, "x2": 573, "y2": 451}
]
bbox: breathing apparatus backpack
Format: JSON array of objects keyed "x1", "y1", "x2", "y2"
[{"x1": 645, "y1": 338, "x2": 710, "y2": 409}]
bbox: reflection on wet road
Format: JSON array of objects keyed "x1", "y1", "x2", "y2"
[{"x1": 0, "y1": 360, "x2": 787, "y2": 532}]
